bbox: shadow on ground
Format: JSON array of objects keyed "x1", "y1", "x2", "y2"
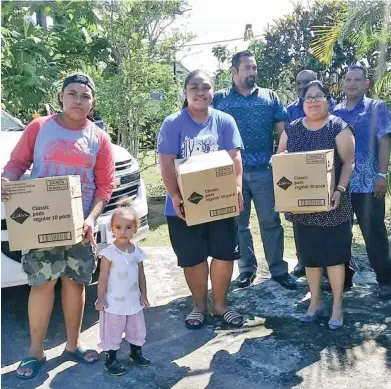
[{"x1": 2, "y1": 247, "x2": 391, "y2": 389}]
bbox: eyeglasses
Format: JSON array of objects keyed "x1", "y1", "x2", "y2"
[{"x1": 303, "y1": 95, "x2": 327, "y2": 102}]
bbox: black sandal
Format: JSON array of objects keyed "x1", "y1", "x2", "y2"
[
  {"x1": 185, "y1": 311, "x2": 206, "y2": 329},
  {"x1": 16, "y1": 356, "x2": 46, "y2": 380},
  {"x1": 63, "y1": 347, "x2": 99, "y2": 364},
  {"x1": 214, "y1": 310, "x2": 244, "y2": 328}
]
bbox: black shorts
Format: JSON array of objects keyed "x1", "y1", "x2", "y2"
[
  {"x1": 294, "y1": 220, "x2": 352, "y2": 268},
  {"x1": 167, "y1": 216, "x2": 240, "y2": 268}
]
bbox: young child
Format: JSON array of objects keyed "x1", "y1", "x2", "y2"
[{"x1": 96, "y1": 202, "x2": 150, "y2": 376}]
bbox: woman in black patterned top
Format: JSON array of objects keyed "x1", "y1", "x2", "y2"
[{"x1": 277, "y1": 81, "x2": 355, "y2": 330}]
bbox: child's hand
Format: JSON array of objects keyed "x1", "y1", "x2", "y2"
[
  {"x1": 140, "y1": 294, "x2": 150, "y2": 308},
  {"x1": 95, "y1": 298, "x2": 107, "y2": 311}
]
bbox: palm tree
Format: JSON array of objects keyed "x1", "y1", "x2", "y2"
[
  {"x1": 311, "y1": 0, "x2": 391, "y2": 102},
  {"x1": 311, "y1": 0, "x2": 391, "y2": 194}
]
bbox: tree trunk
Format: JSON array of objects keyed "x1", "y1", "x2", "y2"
[{"x1": 36, "y1": 9, "x2": 47, "y2": 29}]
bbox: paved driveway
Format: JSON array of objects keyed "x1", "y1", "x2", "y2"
[{"x1": 2, "y1": 248, "x2": 391, "y2": 389}]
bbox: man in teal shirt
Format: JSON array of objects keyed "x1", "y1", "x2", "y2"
[{"x1": 214, "y1": 51, "x2": 297, "y2": 290}]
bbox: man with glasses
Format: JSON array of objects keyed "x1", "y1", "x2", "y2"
[
  {"x1": 333, "y1": 65, "x2": 391, "y2": 299},
  {"x1": 213, "y1": 51, "x2": 297, "y2": 290}
]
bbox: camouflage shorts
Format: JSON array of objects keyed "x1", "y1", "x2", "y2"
[{"x1": 22, "y1": 242, "x2": 97, "y2": 286}]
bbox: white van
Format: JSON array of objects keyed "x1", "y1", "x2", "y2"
[{"x1": 1, "y1": 110, "x2": 149, "y2": 287}]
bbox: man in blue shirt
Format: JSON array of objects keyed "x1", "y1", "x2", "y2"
[
  {"x1": 213, "y1": 51, "x2": 296, "y2": 290},
  {"x1": 333, "y1": 65, "x2": 391, "y2": 299},
  {"x1": 287, "y1": 70, "x2": 317, "y2": 122}
]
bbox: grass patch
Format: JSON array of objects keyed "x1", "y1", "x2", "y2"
[
  {"x1": 139, "y1": 150, "x2": 165, "y2": 197},
  {"x1": 140, "y1": 150, "x2": 391, "y2": 258}
]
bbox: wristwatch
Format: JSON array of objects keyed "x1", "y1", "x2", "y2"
[{"x1": 377, "y1": 173, "x2": 388, "y2": 179}]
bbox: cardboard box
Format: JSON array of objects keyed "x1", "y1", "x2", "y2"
[
  {"x1": 175, "y1": 150, "x2": 239, "y2": 226},
  {"x1": 272, "y1": 149, "x2": 335, "y2": 213},
  {"x1": 3, "y1": 176, "x2": 84, "y2": 251}
]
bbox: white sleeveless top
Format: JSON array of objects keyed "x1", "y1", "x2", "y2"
[{"x1": 100, "y1": 243, "x2": 146, "y2": 315}]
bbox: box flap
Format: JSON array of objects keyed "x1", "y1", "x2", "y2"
[
  {"x1": 272, "y1": 149, "x2": 333, "y2": 158},
  {"x1": 69, "y1": 175, "x2": 82, "y2": 197},
  {"x1": 175, "y1": 150, "x2": 232, "y2": 174}
]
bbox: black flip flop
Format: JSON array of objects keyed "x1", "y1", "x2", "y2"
[
  {"x1": 63, "y1": 347, "x2": 99, "y2": 364},
  {"x1": 16, "y1": 356, "x2": 46, "y2": 380},
  {"x1": 214, "y1": 310, "x2": 244, "y2": 328},
  {"x1": 185, "y1": 311, "x2": 206, "y2": 329}
]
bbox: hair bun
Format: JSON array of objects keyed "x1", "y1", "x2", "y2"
[
  {"x1": 110, "y1": 197, "x2": 140, "y2": 231},
  {"x1": 116, "y1": 197, "x2": 134, "y2": 208}
]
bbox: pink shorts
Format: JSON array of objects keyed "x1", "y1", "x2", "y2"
[{"x1": 99, "y1": 310, "x2": 146, "y2": 351}]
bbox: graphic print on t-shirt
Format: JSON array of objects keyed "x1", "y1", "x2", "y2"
[
  {"x1": 42, "y1": 138, "x2": 95, "y2": 205},
  {"x1": 43, "y1": 138, "x2": 93, "y2": 168},
  {"x1": 181, "y1": 134, "x2": 218, "y2": 158}
]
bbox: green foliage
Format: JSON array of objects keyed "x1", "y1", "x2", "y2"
[
  {"x1": 212, "y1": 45, "x2": 230, "y2": 65},
  {"x1": 95, "y1": 0, "x2": 188, "y2": 155},
  {"x1": 1, "y1": 0, "x2": 108, "y2": 121},
  {"x1": 211, "y1": 45, "x2": 232, "y2": 90},
  {"x1": 235, "y1": 0, "x2": 390, "y2": 195},
  {"x1": 236, "y1": 0, "x2": 390, "y2": 106},
  {"x1": 1, "y1": 6, "x2": 58, "y2": 120},
  {"x1": 1, "y1": 0, "x2": 191, "y2": 152},
  {"x1": 246, "y1": 1, "x2": 358, "y2": 103},
  {"x1": 213, "y1": 69, "x2": 232, "y2": 91},
  {"x1": 311, "y1": 0, "x2": 391, "y2": 104}
]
